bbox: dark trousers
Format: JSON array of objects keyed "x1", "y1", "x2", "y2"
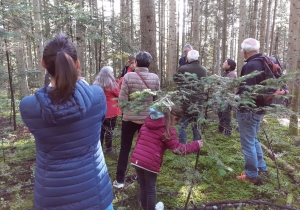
[
  {"x1": 116, "y1": 121, "x2": 142, "y2": 183},
  {"x1": 135, "y1": 167, "x2": 158, "y2": 210},
  {"x1": 217, "y1": 105, "x2": 232, "y2": 135},
  {"x1": 100, "y1": 117, "x2": 117, "y2": 152}
]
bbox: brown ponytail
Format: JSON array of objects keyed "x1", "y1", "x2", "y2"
[
  {"x1": 43, "y1": 34, "x2": 78, "y2": 104},
  {"x1": 163, "y1": 106, "x2": 182, "y2": 140}
]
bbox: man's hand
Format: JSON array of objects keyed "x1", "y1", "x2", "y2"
[{"x1": 273, "y1": 88, "x2": 289, "y2": 95}]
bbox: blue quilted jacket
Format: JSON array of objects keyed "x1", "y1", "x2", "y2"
[{"x1": 20, "y1": 80, "x2": 114, "y2": 210}]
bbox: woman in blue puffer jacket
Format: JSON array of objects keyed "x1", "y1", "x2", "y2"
[{"x1": 20, "y1": 34, "x2": 114, "y2": 210}]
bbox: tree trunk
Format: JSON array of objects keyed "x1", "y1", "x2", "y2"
[
  {"x1": 75, "y1": 0, "x2": 86, "y2": 77},
  {"x1": 32, "y1": 0, "x2": 44, "y2": 86},
  {"x1": 121, "y1": 0, "x2": 131, "y2": 65},
  {"x1": 237, "y1": 0, "x2": 247, "y2": 76},
  {"x1": 202, "y1": 0, "x2": 208, "y2": 67},
  {"x1": 221, "y1": 0, "x2": 228, "y2": 64},
  {"x1": 43, "y1": 0, "x2": 50, "y2": 38},
  {"x1": 160, "y1": 0, "x2": 166, "y2": 85},
  {"x1": 191, "y1": 0, "x2": 199, "y2": 50},
  {"x1": 15, "y1": 35, "x2": 29, "y2": 98},
  {"x1": 140, "y1": 0, "x2": 159, "y2": 74},
  {"x1": 274, "y1": 28, "x2": 279, "y2": 57},
  {"x1": 269, "y1": 0, "x2": 278, "y2": 55},
  {"x1": 265, "y1": 0, "x2": 273, "y2": 55},
  {"x1": 259, "y1": 0, "x2": 268, "y2": 54},
  {"x1": 26, "y1": 35, "x2": 34, "y2": 70},
  {"x1": 167, "y1": 0, "x2": 176, "y2": 82},
  {"x1": 181, "y1": 0, "x2": 186, "y2": 52},
  {"x1": 250, "y1": 0, "x2": 259, "y2": 38},
  {"x1": 287, "y1": 0, "x2": 300, "y2": 135}
]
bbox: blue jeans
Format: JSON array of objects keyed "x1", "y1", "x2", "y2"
[
  {"x1": 236, "y1": 110, "x2": 267, "y2": 179},
  {"x1": 178, "y1": 115, "x2": 201, "y2": 144},
  {"x1": 135, "y1": 166, "x2": 158, "y2": 210}
]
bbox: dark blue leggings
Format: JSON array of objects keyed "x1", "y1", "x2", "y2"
[{"x1": 135, "y1": 167, "x2": 158, "y2": 210}]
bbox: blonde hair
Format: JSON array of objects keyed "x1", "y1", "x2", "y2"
[{"x1": 163, "y1": 106, "x2": 182, "y2": 140}]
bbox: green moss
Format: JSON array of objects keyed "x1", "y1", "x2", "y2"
[{"x1": 2, "y1": 116, "x2": 300, "y2": 210}]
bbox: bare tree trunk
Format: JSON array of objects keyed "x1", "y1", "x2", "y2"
[
  {"x1": 289, "y1": 61, "x2": 300, "y2": 135},
  {"x1": 250, "y1": 0, "x2": 259, "y2": 38},
  {"x1": 269, "y1": 0, "x2": 278, "y2": 55},
  {"x1": 202, "y1": 0, "x2": 208, "y2": 67},
  {"x1": 161, "y1": 0, "x2": 166, "y2": 84},
  {"x1": 15, "y1": 34, "x2": 29, "y2": 98},
  {"x1": 237, "y1": 0, "x2": 247, "y2": 76},
  {"x1": 121, "y1": 0, "x2": 130, "y2": 66},
  {"x1": 221, "y1": 0, "x2": 228, "y2": 64},
  {"x1": 32, "y1": 0, "x2": 44, "y2": 85},
  {"x1": 26, "y1": 35, "x2": 34, "y2": 70},
  {"x1": 259, "y1": 0, "x2": 268, "y2": 54},
  {"x1": 43, "y1": 0, "x2": 50, "y2": 38},
  {"x1": 181, "y1": 0, "x2": 186, "y2": 51},
  {"x1": 265, "y1": 0, "x2": 273, "y2": 55},
  {"x1": 140, "y1": 0, "x2": 159, "y2": 74},
  {"x1": 75, "y1": 0, "x2": 86, "y2": 77},
  {"x1": 274, "y1": 28, "x2": 279, "y2": 57},
  {"x1": 287, "y1": 0, "x2": 300, "y2": 135},
  {"x1": 110, "y1": 0, "x2": 117, "y2": 76},
  {"x1": 130, "y1": 0, "x2": 134, "y2": 46},
  {"x1": 191, "y1": 0, "x2": 199, "y2": 50},
  {"x1": 167, "y1": 0, "x2": 176, "y2": 82}
]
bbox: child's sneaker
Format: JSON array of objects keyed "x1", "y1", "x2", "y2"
[
  {"x1": 155, "y1": 201, "x2": 164, "y2": 210},
  {"x1": 113, "y1": 180, "x2": 124, "y2": 188}
]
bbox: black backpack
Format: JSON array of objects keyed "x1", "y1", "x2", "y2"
[{"x1": 253, "y1": 56, "x2": 288, "y2": 106}]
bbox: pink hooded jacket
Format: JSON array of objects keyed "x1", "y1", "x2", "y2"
[{"x1": 130, "y1": 116, "x2": 200, "y2": 174}]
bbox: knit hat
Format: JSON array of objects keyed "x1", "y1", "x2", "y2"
[{"x1": 227, "y1": 59, "x2": 236, "y2": 71}]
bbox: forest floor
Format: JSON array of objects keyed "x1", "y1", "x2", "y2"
[{"x1": 1, "y1": 113, "x2": 300, "y2": 210}]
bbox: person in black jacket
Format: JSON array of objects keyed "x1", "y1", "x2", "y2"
[
  {"x1": 174, "y1": 50, "x2": 207, "y2": 144},
  {"x1": 119, "y1": 55, "x2": 136, "y2": 78},
  {"x1": 236, "y1": 38, "x2": 268, "y2": 185}
]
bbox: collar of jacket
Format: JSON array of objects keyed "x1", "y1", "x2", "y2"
[
  {"x1": 35, "y1": 80, "x2": 93, "y2": 125},
  {"x1": 187, "y1": 60, "x2": 200, "y2": 64},
  {"x1": 135, "y1": 67, "x2": 149, "y2": 73},
  {"x1": 245, "y1": 53, "x2": 263, "y2": 62}
]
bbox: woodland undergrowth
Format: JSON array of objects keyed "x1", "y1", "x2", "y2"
[{"x1": 1, "y1": 73, "x2": 300, "y2": 209}]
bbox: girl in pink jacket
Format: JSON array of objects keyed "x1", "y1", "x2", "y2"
[
  {"x1": 131, "y1": 107, "x2": 203, "y2": 210},
  {"x1": 94, "y1": 66, "x2": 121, "y2": 154}
]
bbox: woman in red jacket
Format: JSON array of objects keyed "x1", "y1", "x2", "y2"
[
  {"x1": 94, "y1": 66, "x2": 121, "y2": 154},
  {"x1": 130, "y1": 107, "x2": 203, "y2": 210}
]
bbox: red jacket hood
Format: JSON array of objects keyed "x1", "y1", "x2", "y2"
[{"x1": 144, "y1": 116, "x2": 166, "y2": 130}]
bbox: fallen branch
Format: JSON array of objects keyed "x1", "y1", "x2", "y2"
[
  {"x1": 260, "y1": 143, "x2": 300, "y2": 184},
  {"x1": 176, "y1": 199, "x2": 298, "y2": 210}
]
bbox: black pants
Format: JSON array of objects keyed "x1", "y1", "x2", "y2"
[
  {"x1": 116, "y1": 121, "x2": 142, "y2": 183},
  {"x1": 217, "y1": 105, "x2": 232, "y2": 135},
  {"x1": 100, "y1": 116, "x2": 117, "y2": 152},
  {"x1": 135, "y1": 167, "x2": 158, "y2": 210}
]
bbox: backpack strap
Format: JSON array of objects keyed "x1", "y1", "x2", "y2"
[{"x1": 136, "y1": 72, "x2": 150, "y2": 89}]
